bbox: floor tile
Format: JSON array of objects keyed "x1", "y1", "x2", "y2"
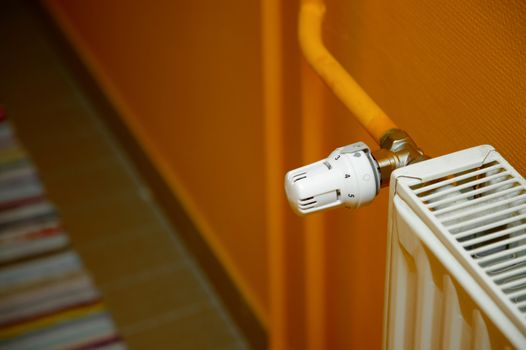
[
  {"x1": 59, "y1": 190, "x2": 159, "y2": 245},
  {"x1": 123, "y1": 301, "x2": 241, "y2": 350},
  {"x1": 78, "y1": 224, "x2": 183, "y2": 285},
  {"x1": 101, "y1": 263, "x2": 208, "y2": 328}
]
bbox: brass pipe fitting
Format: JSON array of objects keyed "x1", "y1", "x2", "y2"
[{"x1": 372, "y1": 129, "x2": 427, "y2": 187}]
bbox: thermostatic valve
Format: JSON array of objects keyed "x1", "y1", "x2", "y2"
[{"x1": 285, "y1": 142, "x2": 380, "y2": 215}]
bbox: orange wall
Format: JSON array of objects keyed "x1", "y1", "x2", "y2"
[{"x1": 45, "y1": 0, "x2": 526, "y2": 348}]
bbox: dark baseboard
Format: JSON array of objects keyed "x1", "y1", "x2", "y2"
[{"x1": 29, "y1": 2, "x2": 267, "y2": 348}]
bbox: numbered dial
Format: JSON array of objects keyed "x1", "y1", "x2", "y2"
[{"x1": 285, "y1": 142, "x2": 380, "y2": 215}]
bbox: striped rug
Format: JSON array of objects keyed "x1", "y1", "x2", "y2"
[{"x1": 0, "y1": 109, "x2": 125, "y2": 350}]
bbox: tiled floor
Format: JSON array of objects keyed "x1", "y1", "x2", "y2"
[{"x1": 0, "y1": 1, "x2": 248, "y2": 349}]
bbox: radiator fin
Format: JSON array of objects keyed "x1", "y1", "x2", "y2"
[{"x1": 442, "y1": 276, "x2": 469, "y2": 350}]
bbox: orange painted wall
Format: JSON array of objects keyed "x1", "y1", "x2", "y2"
[{"x1": 44, "y1": 0, "x2": 526, "y2": 348}]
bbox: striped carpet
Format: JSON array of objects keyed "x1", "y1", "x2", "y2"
[{"x1": 0, "y1": 109, "x2": 125, "y2": 350}]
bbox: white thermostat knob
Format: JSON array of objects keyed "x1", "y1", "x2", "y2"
[{"x1": 284, "y1": 142, "x2": 380, "y2": 215}]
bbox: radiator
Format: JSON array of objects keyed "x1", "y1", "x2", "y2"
[{"x1": 384, "y1": 145, "x2": 526, "y2": 350}]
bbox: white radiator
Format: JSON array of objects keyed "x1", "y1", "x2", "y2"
[{"x1": 384, "y1": 145, "x2": 526, "y2": 350}]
